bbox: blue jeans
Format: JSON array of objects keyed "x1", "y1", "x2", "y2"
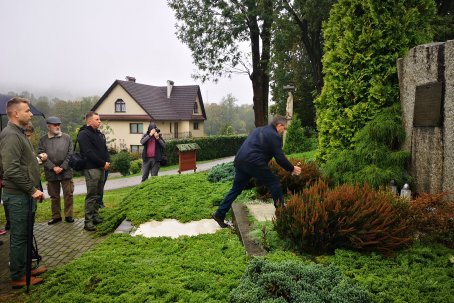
[
  {"x1": 2, "y1": 192, "x2": 36, "y2": 280},
  {"x1": 215, "y1": 163, "x2": 283, "y2": 219}
]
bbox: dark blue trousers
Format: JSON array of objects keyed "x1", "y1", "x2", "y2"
[{"x1": 215, "y1": 163, "x2": 283, "y2": 219}]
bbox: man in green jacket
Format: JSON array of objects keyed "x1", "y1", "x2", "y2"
[{"x1": 0, "y1": 97, "x2": 47, "y2": 288}]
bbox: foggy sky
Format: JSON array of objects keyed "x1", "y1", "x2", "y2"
[{"x1": 0, "y1": 0, "x2": 253, "y2": 104}]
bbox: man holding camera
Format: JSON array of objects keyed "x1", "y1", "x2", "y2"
[{"x1": 140, "y1": 122, "x2": 166, "y2": 181}]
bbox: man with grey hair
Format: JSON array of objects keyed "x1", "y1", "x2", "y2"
[
  {"x1": 212, "y1": 115, "x2": 302, "y2": 228},
  {"x1": 38, "y1": 116, "x2": 75, "y2": 225}
]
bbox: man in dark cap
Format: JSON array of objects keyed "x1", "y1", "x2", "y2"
[
  {"x1": 38, "y1": 116, "x2": 75, "y2": 225},
  {"x1": 140, "y1": 122, "x2": 166, "y2": 181}
]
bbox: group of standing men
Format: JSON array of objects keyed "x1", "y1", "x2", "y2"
[{"x1": 0, "y1": 97, "x2": 109, "y2": 287}]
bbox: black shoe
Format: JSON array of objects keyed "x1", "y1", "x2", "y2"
[
  {"x1": 5, "y1": 221, "x2": 10, "y2": 230},
  {"x1": 93, "y1": 217, "x2": 103, "y2": 225},
  {"x1": 273, "y1": 200, "x2": 287, "y2": 208},
  {"x1": 48, "y1": 218, "x2": 62, "y2": 225},
  {"x1": 65, "y1": 217, "x2": 74, "y2": 223},
  {"x1": 98, "y1": 202, "x2": 105, "y2": 208},
  {"x1": 211, "y1": 213, "x2": 228, "y2": 228},
  {"x1": 84, "y1": 222, "x2": 96, "y2": 231}
]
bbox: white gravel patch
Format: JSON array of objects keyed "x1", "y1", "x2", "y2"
[{"x1": 131, "y1": 219, "x2": 222, "y2": 238}]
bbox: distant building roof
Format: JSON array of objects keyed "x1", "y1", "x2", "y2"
[
  {"x1": 0, "y1": 94, "x2": 45, "y2": 117},
  {"x1": 92, "y1": 80, "x2": 206, "y2": 121}
]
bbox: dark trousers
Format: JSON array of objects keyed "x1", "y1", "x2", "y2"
[
  {"x1": 215, "y1": 163, "x2": 283, "y2": 219},
  {"x1": 141, "y1": 158, "x2": 160, "y2": 181},
  {"x1": 2, "y1": 192, "x2": 36, "y2": 280},
  {"x1": 83, "y1": 168, "x2": 105, "y2": 224}
]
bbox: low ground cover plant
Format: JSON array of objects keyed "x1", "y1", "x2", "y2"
[
  {"x1": 97, "y1": 172, "x2": 232, "y2": 235},
  {"x1": 230, "y1": 258, "x2": 371, "y2": 303},
  {"x1": 325, "y1": 244, "x2": 454, "y2": 303},
  {"x1": 207, "y1": 161, "x2": 235, "y2": 183},
  {"x1": 32, "y1": 231, "x2": 247, "y2": 302}
]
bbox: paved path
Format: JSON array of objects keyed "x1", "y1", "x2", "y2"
[{"x1": 0, "y1": 157, "x2": 234, "y2": 297}]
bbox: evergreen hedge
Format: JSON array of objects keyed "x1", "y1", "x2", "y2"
[
  {"x1": 315, "y1": 0, "x2": 436, "y2": 162},
  {"x1": 164, "y1": 135, "x2": 247, "y2": 165}
]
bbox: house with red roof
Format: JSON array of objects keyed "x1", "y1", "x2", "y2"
[{"x1": 92, "y1": 77, "x2": 207, "y2": 152}]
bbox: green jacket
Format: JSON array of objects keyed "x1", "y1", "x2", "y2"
[{"x1": 0, "y1": 121, "x2": 41, "y2": 195}]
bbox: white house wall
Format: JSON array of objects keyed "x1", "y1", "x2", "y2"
[{"x1": 96, "y1": 85, "x2": 147, "y2": 115}]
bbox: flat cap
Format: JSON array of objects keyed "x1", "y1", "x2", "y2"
[{"x1": 46, "y1": 116, "x2": 62, "y2": 124}]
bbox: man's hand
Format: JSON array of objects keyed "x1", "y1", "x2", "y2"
[
  {"x1": 53, "y1": 166, "x2": 64, "y2": 175},
  {"x1": 104, "y1": 162, "x2": 111, "y2": 171},
  {"x1": 32, "y1": 190, "x2": 45, "y2": 201},
  {"x1": 38, "y1": 153, "x2": 48, "y2": 161},
  {"x1": 292, "y1": 166, "x2": 302, "y2": 176}
]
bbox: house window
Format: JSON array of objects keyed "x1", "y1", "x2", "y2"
[
  {"x1": 193, "y1": 122, "x2": 199, "y2": 130},
  {"x1": 115, "y1": 99, "x2": 126, "y2": 112},
  {"x1": 193, "y1": 102, "x2": 199, "y2": 113},
  {"x1": 130, "y1": 145, "x2": 143, "y2": 153},
  {"x1": 130, "y1": 123, "x2": 143, "y2": 134}
]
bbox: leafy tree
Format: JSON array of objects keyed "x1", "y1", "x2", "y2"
[
  {"x1": 204, "y1": 94, "x2": 254, "y2": 135},
  {"x1": 433, "y1": 0, "x2": 454, "y2": 42},
  {"x1": 315, "y1": 0, "x2": 436, "y2": 162},
  {"x1": 167, "y1": 0, "x2": 275, "y2": 126}
]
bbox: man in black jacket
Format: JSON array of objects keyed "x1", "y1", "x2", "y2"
[
  {"x1": 212, "y1": 116, "x2": 301, "y2": 228},
  {"x1": 77, "y1": 111, "x2": 110, "y2": 231}
]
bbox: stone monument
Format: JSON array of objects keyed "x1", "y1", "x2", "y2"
[{"x1": 397, "y1": 40, "x2": 454, "y2": 196}]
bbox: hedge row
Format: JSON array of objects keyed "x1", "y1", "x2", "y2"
[{"x1": 164, "y1": 135, "x2": 247, "y2": 165}]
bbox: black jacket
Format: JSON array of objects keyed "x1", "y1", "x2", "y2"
[
  {"x1": 140, "y1": 122, "x2": 166, "y2": 161},
  {"x1": 235, "y1": 124, "x2": 293, "y2": 172},
  {"x1": 77, "y1": 125, "x2": 109, "y2": 169}
]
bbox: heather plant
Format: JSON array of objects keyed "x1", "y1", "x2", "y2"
[
  {"x1": 408, "y1": 192, "x2": 454, "y2": 248},
  {"x1": 256, "y1": 158, "x2": 322, "y2": 199},
  {"x1": 229, "y1": 258, "x2": 371, "y2": 303},
  {"x1": 274, "y1": 180, "x2": 412, "y2": 255}
]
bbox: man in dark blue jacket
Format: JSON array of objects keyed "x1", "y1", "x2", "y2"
[
  {"x1": 212, "y1": 116, "x2": 301, "y2": 228},
  {"x1": 77, "y1": 111, "x2": 110, "y2": 231}
]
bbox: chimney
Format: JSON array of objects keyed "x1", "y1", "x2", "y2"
[
  {"x1": 126, "y1": 76, "x2": 136, "y2": 82},
  {"x1": 167, "y1": 80, "x2": 174, "y2": 98}
]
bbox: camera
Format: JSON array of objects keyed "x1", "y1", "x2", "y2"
[{"x1": 147, "y1": 127, "x2": 160, "y2": 135}]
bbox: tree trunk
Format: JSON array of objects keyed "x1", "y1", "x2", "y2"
[{"x1": 247, "y1": 0, "x2": 272, "y2": 127}]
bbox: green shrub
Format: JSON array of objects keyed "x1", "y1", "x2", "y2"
[
  {"x1": 207, "y1": 161, "x2": 235, "y2": 183},
  {"x1": 165, "y1": 135, "x2": 247, "y2": 165},
  {"x1": 110, "y1": 152, "x2": 131, "y2": 176},
  {"x1": 322, "y1": 105, "x2": 411, "y2": 188},
  {"x1": 229, "y1": 258, "x2": 371, "y2": 303},
  {"x1": 315, "y1": 0, "x2": 436, "y2": 162},
  {"x1": 129, "y1": 159, "x2": 142, "y2": 175},
  {"x1": 327, "y1": 243, "x2": 454, "y2": 303},
  {"x1": 275, "y1": 180, "x2": 412, "y2": 255},
  {"x1": 283, "y1": 114, "x2": 310, "y2": 154}
]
